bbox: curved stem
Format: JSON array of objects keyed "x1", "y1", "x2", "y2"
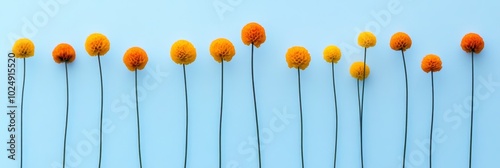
[
  {"x1": 135, "y1": 70, "x2": 143, "y2": 168},
  {"x1": 98, "y1": 55, "x2": 103, "y2": 168},
  {"x1": 20, "y1": 58, "x2": 26, "y2": 168},
  {"x1": 251, "y1": 43, "x2": 262, "y2": 168},
  {"x1": 361, "y1": 47, "x2": 367, "y2": 168},
  {"x1": 183, "y1": 65, "x2": 189, "y2": 168},
  {"x1": 219, "y1": 61, "x2": 224, "y2": 168},
  {"x1": 332, "y1": 62, "x2": 338, "y2": 168},
  {"x1": 401, "y1": 50, "x2": 408, "y2": 168},
  {"x1": 429, "y1": 72, "x2": 435, "y2": 168},
  {"x1": 62, "y1": 62, "x2": 69, "y2": 168},
  {"x1": 297, "y1": 69, "x2": 304, "y2": 168},
  {"x1": 469, "y1": 53, "x2": 475, "y2": 168}
]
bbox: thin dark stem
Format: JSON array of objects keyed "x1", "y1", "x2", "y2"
[
  {"x1": 20, "y1": 58, "x2": 26, "y2": 168},
  {"x1": 331, "y1": 62, "x2": 338, "y2": 168},
  {"x1": 251, "y1": 43, "x2": 262, "y2": 168},
  {"x1": 98, "y1": 54, "x2": 103, "y2": 168},
  {"x1": 469, "y1": 53, "x2": 474, "y2": 168},
  {"x1": 401, "y1": 50, "x2": 408, "y2": 168},
  {"x1": 357, "y1": 79, "x2": 364, "y2": 168},
  {"x1": 62, "y1": 62, "x2": 69, "y2": 168},
  {"x1": 219, "y1": 61, "x2": 224, "y2": 168},
  {"x1": 183, "y1": 65, "x2": 189, "y2": 168},
  {"x1": 361, "y1": 48, "x2": 367, "y2": 168},
  {"x1": 429, "y1": 72, "x2": 435, "y2": 168},
  {"x1": 297, "y1": 69, "x2": 304, "y2": 168},
  {"x1": 135, "y1": 69, "x2": 143, "y2": 168}
]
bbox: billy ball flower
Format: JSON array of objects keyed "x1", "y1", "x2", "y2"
[
  {"x1": 461, "y1": 33, "x2": 484, "y2": 54},
  {"x1": 12, "y1": 38, "x2": 35, "y2": 58},
  {"x1": 390, "y1": 32, "x2": 412, "y2": 51},
  {"x1": 171, "y1": 40, "x2": 197, "y2": 65},
  {"x1": 421, "y1": 54, "x2": 442, "y2": 73},
  {"x1": 241, "y1": 22, "x2": 266, "y2": 48},
  {"x1": 85, "y1": 33, "x2": 110, "y2": 56},
  {"x1": 323, "y1": 45, "x2": 341, "y2": 63},
  {"x1": 358, "y1": 32, "x2": 377, "y2": 48},
  {"x1": 123, "y1": 47, "x2": 148, "y2": 71},
  {"x1": 350, "y1": 62, "x2": 370, "y2": 80},
  {"x1": 286, "y1": 46, "x2": 311, "y2": 70},
  {"x1": 52, "y1": 43, "x2": 76, "y2": 63},
  {"x1": 210, "y1": 38, "x2": 236, "y2": 63}
]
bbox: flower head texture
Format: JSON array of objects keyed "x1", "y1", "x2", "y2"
[
  {"x1": 285, "y1": 46, "x2": 311, "y2": 70},
  {"x1": 358, "y1": 32, "x2": 377, "y2": 48},
  {"x1": 323, "y1": 45, "x2": 341, "y2": 63},
  {"x1": 210, "y1": 38, "x2": 236, "y2": 63},
  {"x1": 123, "y1": 47, "x2": 148, "y2": 71},
  {"x1": 421, "y1": 54, "x2": 442, "y2": 73},
  {"x1": 241, "y1": 22, "x2": 266, "y2": 48},
  {"x1": 350, "y1": 62, "x2": 370, "y2": 80},
  {"x1": 390, "y1": 32, "x2": 412, "y2": 51},
  {"x1": 12, "y1": 38, "x2": 35, "y2": 58},
  {"x1": 461, "y1": 33, "x2": 484, "y2": 54},
  {"x1": 52, "y1": 43, "x2": 76, "y2": 63},
  {"x1": 171, "y1": 40, "x2": 197, "y2": 65},
  {"x1": 85, "y1": 33, "x2": 110, "y2": 56}
]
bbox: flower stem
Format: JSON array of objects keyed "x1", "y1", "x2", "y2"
[
  {"x1": 297, "y1": 69, "x2": 304, "y2": 168},
  {"x1": 183, "y1": 65, "x2": 189, "y2": 168},
  {"x1": 62, "y1": 62, "x2": 70, "y2": 168},
  {"x1": 20, "y1": 58, "x2": 26, "y2": 168},
  {"x1": 401, "y1": 50, "x2": 408, "y2": 168},
  {"x1": 331, "y1": 62, "x2": 338, "y2": 168},
  {"x1": 135, "y1": 69, "x2": 143, "y2": 168},
  {"x1": 361, "y1": 48, "x2": 367, "y2": 168},
  {"x1": 98, "y1": 54, "x2": 103, "y2": 168},
  {"x1": 469, "y1": 53, "x2": 475, "y2": 168},
  {"x1": 219, "y1": 61, "x2": 224, "y2": 168},
  {"x1": 251, "y1": 43, "x2": 262, "y2": 168},
  {"x1": 429, "y1": 72, "x2": 435, "y2": 168}
]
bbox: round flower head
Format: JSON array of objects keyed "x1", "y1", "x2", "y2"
[
  {"x1": 323, "y1": 45, "x2": 341, "y2": 63},
  {"x1": 12, "y1": 38, "x2": 35, "y2": 58},
  {"x1": 285, "y1": 46, "x2": 311, "y2": 70},
  {"x1": 461, "y1": 33, "x2": 484, "y2": 54},
  {"x1": 390, "y1": 32, "x2": 412, "y2": 51},
  {"x1": 241, "y1": 22, "x2": 266, "y2": 48},
  {"x1": 210, "y1": 38, "x2": 236, "y2": 63},
  {"x1": 358, "y1": 31, "x2": 377, "y2": 48},
  {"x1": 171, "y1": 40, "x2": 197, "y2": 65},
  {"x1": 123, "y1": 47, "x2": 148, "y2": 71},
  {"x1": 421, "y1": 54, "x2": 442, "y2": 73},
  {"x1": 85, "y1": 33, "x2": 110, "y2": 56},
  {"x1": 52, "y1": 43, "x2": 76, "y2": 63},
  {"x1": 350, "y1": 62, "x2": 370, "y2": 80}
]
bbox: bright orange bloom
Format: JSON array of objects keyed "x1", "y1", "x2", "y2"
[
  {"x1": 52, "y1": 43, "x2": 76, "y2": 63},
  {"x1": 12, "y1": 38, "x2": 35, "y2": 58},
  {"x1": 350, "y1": 62, "x2": 370, "y2": 80},
  {"x1": 421, "y1": 54, "x2": 442, "y2": 73},
  {"x1": 323, "y1": 45, "x2": 341, "y2": 63},
  {"x1": 171, "y1": 40, "x2": 196, "y2": 65},
  {"x1": 358, "y1": 32, "x2": 377, "y2": 48},
  {"x1": 285, "y1": 46, "x2": 311, "y2": 70},
  {"x1": 241, "y1": 22, "x2": 266, "y2": 48},
  {"x1": 210, "y1": 38, "x2": 236, "y2": 63},
  {"x1": 461, "y1": 33, "x2": 484, "y2": 54},
  {"x1": 123, "y1": 47, "x2": 148, "y2": 71},
  {"x1": 390, "y1": 32, "x2": 412, "y2": 51},
  {"x1": 85, "y1": 33, "x2": 110, "y2": 56}
]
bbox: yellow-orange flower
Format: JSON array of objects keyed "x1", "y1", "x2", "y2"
[
  {"x1": 241, "y1": 22, "x2": 266, "y2": 48},
  {"x1": 285, "y1": 46, "x2": 311, "y2": 70},
  {"x1": 461, "y1": 33, "x2": 484, "y2": 54},
  {"x1": 52, "y1": 43, "x2": 76, "y2": 63},
  {"x1": 390, "y1": 32, "x2": 412, "y2": 51},
  {"x1": 350, "y1": 62, "x2": 370, "y2": 80},
  {"x1": 323, "y1": 45, "x2": 341, "y2": 63},
  {"x1": 85, "y1": 33, "x2": 110, "y2": 56},
  {"x1": 12, "y1": 38, "x2": 35, "y2": 58},
  {"x1": 358, "y1": 32, "x2": 377, "y2": 48},
  {"x1": 210, "y1": 38, "x2": 236, "y2": 63},
  {"x1": 123, "y1": 47, "x2": 148, "y2": 71},
  {"x1": 421, "y1": 54, "x2": 442, "y2": 73},
  {"x1": 171, "y1": 40, "x2": 196, "y2": 65}
]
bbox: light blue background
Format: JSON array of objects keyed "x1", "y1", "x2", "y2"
[{"x1": 1, "y1": 0, "x2": 500, "y2": 167}]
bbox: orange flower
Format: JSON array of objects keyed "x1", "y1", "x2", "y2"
[
  {"x1": 85, "y1": 33, "x2": 110, "y2": 56},
  {"x1": 323, "y1": 45, "x2": 341, "y2": 63},
  {"x1": 390, "y1": 32, "x2": 412, "y2": 51},
  {"x1": 12, "y1": 38, "x2": 35, "y2": 58},
  {"x1": 421, "y1": 54, "x2": 442, "y2": 73},
  {"x1": 210, "y1": 38, "x2": 236, "y2": 63},
  {"x1": 286, "y1": 46, "x2": 311, "y2": 70},
  {"x1": 357, "y1": 32, "x2": 377, "y2": 48},
  {"x1": 461, "y1": 33, "x2": 484, "y2": 54},
  {"x1": 241, "y1": 22, "x2": 266, "y2": 48},
  {"x1": 52, "y1": 43, "x2": 76, "y2": 63},
  {"x1": 350, "y1": 62, "x2": 370, "y2": 80},
  {"x1": 123, "y1": 47, "x2": 148, "y2": 71},
  {"x1": 171, "y1": 40, "x2": 197, "y2": 65}
]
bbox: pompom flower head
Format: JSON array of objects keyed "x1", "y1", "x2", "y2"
[
  {"x1": 323, "y1": 45, "x2": 341, "y2": 63},
  {"x1": 210, "y1": 38, "x2": 236, "y2": 63},
  {"x1": 12, "y1": 38, "x2": 35, "y2": 58},
  {"x1": 285, "y1": 46, "x2": 311, "y2": 70},
  {"x1": 390, "y1": 32, "x2": 412, "y2": 51},
  {"x1": 123, "y1": 47, "x2": 148, "y2": 71},
  {"x1": 85, "y1": 33, "x2": 110, "y2": 56},
  {"x1": 52, "y1": 43, "x2": 76, "y2": 63},
  {"x1": 358, "y1": 32, "x2": 377, "y2": 48},
  {"x1": 421, "y1": 54, "x2": 442, "y2": 73},
  {"x1": 461, "y1": 33, "x2": 484, "y2": 54},
  {"x1": 171, "y1": 40, "x2": 197, "y2": 65},
  {"x1": 241, "y1": 22, "x2": 266, "y2": 48},
  {"x1": 350, "y1": 62, "x2": 370, "y2": 80}
]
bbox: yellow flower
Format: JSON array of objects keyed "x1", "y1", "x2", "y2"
[
  {"x1": 85, "y1": 33, "x2": 110, "y2": 56},
  {"x1": 390, "y1": 32, "x2": 412, "y2": 51},
  {"x1": 357, "y1": 32, "x2": 377, "y2": 48},
  {"x1": 123, "y1": 47, "x2": 148, "y2": 71},
  {"x1": 285, "y1": 46, "x2": 311, "y2": 70},
  {"x1": 421, "y1": 54, "x2": 442, "y2": 73},
  {"x1": 210, "y1": 38, "x2": 236, "y2": 63},
  {"x1": 241, "y1": 22, "x2": 266, "y2": 48},
  {"x1": 461, "y1": 33, "x2": 484, "y2": 54},
  {"x1": 171, "y1": 40, "x2": 197, "y2": 65},
  {"x1": 350, "y1": 62, "x2": 370, "y2": 80},
  {"x1": 52, "y1": 43, "x2": 76, "y2": 63},
  {"x1": 323, "y1": 45, "x2": 341, "y2": 63},
  {"x1": 12, "y1": 38, "x2": 35, "y2": 58}
]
